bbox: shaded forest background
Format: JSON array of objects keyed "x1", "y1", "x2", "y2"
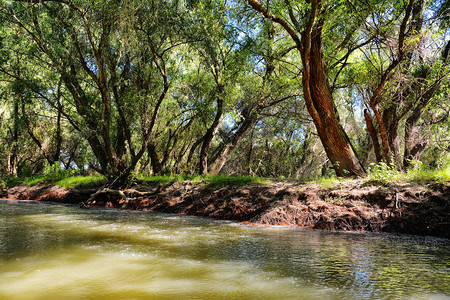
[{"x1": 0, "y1": 0, "x2": 449, "y2": 183}]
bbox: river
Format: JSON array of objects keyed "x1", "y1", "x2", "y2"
[{"x1": 0, "y1": 200, "x2": 449, "y2": 299}]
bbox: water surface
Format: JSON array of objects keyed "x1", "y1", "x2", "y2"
[{"x1": 0, "y1": 201, "x2": 449, "y2": 299}]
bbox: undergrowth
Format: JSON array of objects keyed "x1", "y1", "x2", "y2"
[{"x1": 367, "y1": 161, "x2": 450, "y2": 185}]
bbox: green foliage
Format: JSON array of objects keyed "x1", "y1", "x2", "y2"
[
  {"x1": 22, "y1": 176, "x2": 47, "y2": 186},
  {"x1": 367, "y1": 161, "x2": 401, "y2": 185},
  {"x1": 310, "y1": 176, "x2": 340, "y2": 189},
  {"x1": 404, "y1": 164, "x2": 450, "y2": 183},
  {"x1": 367, "y1": 160, "x2": 450, "y2": 185},
  {"x1": 43, "y1": 163, "x2": 73, "y2": 182},
  {"x1": 0, "y1": 0, "x2": 448, "y2": 180}
]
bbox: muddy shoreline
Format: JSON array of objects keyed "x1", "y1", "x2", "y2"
[{"x1": 1, "y1": 180, "x2": 449, "y2": 239}]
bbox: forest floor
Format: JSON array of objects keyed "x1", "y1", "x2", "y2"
[{"x1": 1, "y1": 178, "x2": 449, "y2": 239}]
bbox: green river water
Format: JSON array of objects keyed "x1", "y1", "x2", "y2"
[{"x1": 0, "y1": 200, "x2": 449, "y2": 299}]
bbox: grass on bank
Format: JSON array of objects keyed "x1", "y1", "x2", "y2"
[
  {"x1": 3, "y1": 174, "x2": 105, "y2": 188},
  {"x1": 366, "y1": 162, "x2": 450, "y2": 185},
  {"x1": 2, "y1": 161, "x2": 449, "y2": 190},
  {"x1": 138, "y1": 174, "x2": 268, "y2": 186},
  {"x1": 308, "y1": 163, "x2": 450, "y2": 189},
  {"x1": 55, "y1": 175, "x2": 106, "y2": 188}
]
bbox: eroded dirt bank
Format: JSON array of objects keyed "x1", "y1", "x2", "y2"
[{"x1": 2, "y1": 180, "x2": 449, "y2": 239}]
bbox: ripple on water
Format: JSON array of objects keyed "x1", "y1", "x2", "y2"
[{"x1": 0, "y1": 202, "x2": 449, "y2": 300}]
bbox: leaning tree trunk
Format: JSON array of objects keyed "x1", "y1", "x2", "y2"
[
  {"x1": 208, "y1": 114, "x2": 257, "y2": 175},
  {"x1": 301, "y1": 26, "x2": 366, "y2": 177}
]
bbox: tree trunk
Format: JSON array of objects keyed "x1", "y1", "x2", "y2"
[
  {"x1": 403, "y1": 120, "x2": 428, "y2": 168},
  {"x1": 247, "y1": 129, "x2": 254, "y2": 176},
  {"x1": 301, "y1": 26, "x2": 366, "y2": 177},
  {"x1": 403, "y1": 93, "x2": 435, "y2": 169},
  {"x1": 52, "y1": 101, "x2": 62, "y2": 163},
  {"x1": 364, "y1": 109, "x2": 382, "y2": 163},
  {"x1": 7, "y1": 95, "x2": 20, "y2": 176},
  {"x1": 370, "y1": 102, "x2": 393, "y2": 163},
  {"x1": 382, "y1": 106, "x2": 402, "y2": 167},
  {"x1": 148, "y1": 142, "x2": 162, "y2": 175},
  {"x1": 198, "y1": 93, "x2": 224, "y2": 175},
  {"x1": 208, "y1": 114, "x2": 257, "y2": 175}
]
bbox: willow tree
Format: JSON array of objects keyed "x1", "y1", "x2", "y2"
[
  {"x1": 247, "y1": 0, "x2": 367, "y2": 177},
  {"x1": 1, "y1": 0, "x2": 193, "y2": 185},
  {"x1": 347, "y1": 0, "x2": 450, "y2": 168}
]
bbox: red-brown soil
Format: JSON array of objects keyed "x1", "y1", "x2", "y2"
[{"x1": 1, "y1": 180, "x2": 449, "y2": 239}]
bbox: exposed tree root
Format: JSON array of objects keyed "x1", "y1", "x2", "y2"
[{"x1": 3, "y1": 180, "x2": 449, "y2": 239}]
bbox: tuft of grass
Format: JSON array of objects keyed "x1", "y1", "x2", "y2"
[
  {"x1": 4, "y1": 176, "x2": 48, "y2": 187},
  {"x1": 306, "y1": 176, "x2": 356, "y2": 189},
  {"x1": 55, "y1": 175, "x2": 105, "y2": 188},
  {"x1": 310, "y1": 176, "x2": 340, "y2": 189},
  {"x1": 138, "y1": 174, "x2": 175, "y2": 184}
]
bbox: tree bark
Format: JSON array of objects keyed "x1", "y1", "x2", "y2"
[
  {"x1": 301, "y1": 25, "x2": 366, "y2": 177},
  {"x1": 383, "y1": 106, "x2": 402, "y2": 167},
  {"x1": 148, "y1": 143, "x2": 163, "y2": 175},
  {"x1": 364, "y1": 109, "x2": 382, "y2": 163}
]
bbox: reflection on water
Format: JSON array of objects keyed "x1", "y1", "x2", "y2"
[{"x1": 0, "y1": 201, "x2": 449, "y2": 299}]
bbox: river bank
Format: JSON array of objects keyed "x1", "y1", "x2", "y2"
[{"x1": 1, "y1": 179, "x2": 449, "y2": 239}]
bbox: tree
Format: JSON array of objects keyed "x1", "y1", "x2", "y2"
[
  {"x1": 247, "y1": 0, "x2": 366, "y2": 177},
  {"x1": 349, "y1": 0, "x2": 449, "y2": 168},
  {"x1": 1, "y1": 0, "x2": 194, "y2": 185}
]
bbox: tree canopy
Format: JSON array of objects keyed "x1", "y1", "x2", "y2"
[{"x1": 0, "y1": 0, "x2": 449, "y2": 182}]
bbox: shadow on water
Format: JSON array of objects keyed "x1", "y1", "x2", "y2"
[{"x1": 0, "y1": 201, "x2": 449, "y2": 299}]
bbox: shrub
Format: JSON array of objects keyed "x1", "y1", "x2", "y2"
[
  {"x1": 43, "y1": 163, "x2": 72, "y2": 181},
  {"x1": 367, "y1": 161, "x2": 400, "y2": 184}
]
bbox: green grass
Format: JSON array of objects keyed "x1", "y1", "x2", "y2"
[
  {"x1": 138, "y1": 174, "x2": 267, "y2": 186},
  {"x1": 365, "y1": 163, "x2": 450, "y2": 185},
  {"x1": 403, "y1": 167, "x2": 450, "y2": 183},
  {"x1": 24, "y1": 176, "x2": 47, "y2": 186},
  {"x1": 4, "y1": 166, "x2": 448, "y2": 190},
  {"x1": 138, "y1": 174, "x2": 203, "y2": 184},
  {"x1": 3, "y1": 174, "x2": 105, "y2": 188},
  {"x1": 3, "y1": 176, "x2": 48, "y2": 187},
  {"x1": 305, "y1": 175, "x2": 359, "y2": 189},
  {"x1": 304, "y1": 164, "x2": 450, "y2": 188},
  {"x1": 55, "y1": 175, "x2": 105, "y2": 188},
  {"x1": 204, "y1": 175, "x2": 268, "y2": 186}
]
